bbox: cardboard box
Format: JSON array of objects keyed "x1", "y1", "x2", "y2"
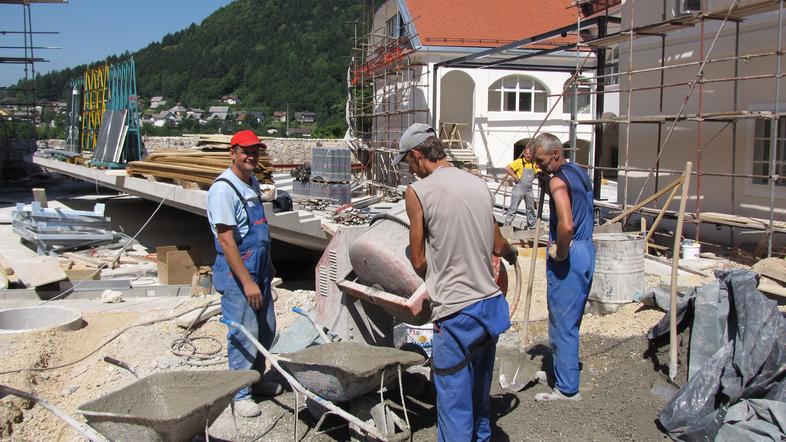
[{"x1": 156, "y1": 246, "x2": 198, "y2": 285}]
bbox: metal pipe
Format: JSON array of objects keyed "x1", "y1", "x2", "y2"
[
  {"x1": 768, "y1": 0, "x2": 783, "y2": 257},
  {"x1": 696, "y1": 17, "x2": 705, "y2": 242},
  {"x1": 584, "y1": 50, "x2": 782, "y2": 82},
  {"x1": 593, "y1": 15, "x2": 607, "y2": 200},
  {"x1": 731, "y1": 21, "x2": 740, "y2": 250},
  {"x1": 622, "y1": 0, "x2": 634, "y2": 218}
]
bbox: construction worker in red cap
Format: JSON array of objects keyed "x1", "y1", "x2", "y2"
[{"x1": 207, "y1": 130, "x2": 279, "y2": 417}]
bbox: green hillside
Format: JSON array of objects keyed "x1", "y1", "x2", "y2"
[{"x1": 9, "y1": 0, "x2": 369, "y2": 136}]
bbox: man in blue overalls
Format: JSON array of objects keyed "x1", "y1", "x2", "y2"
[
  {"x1": 207, "y1": 130, "x2": 276, "y2": 417},
  {"x1": 394, "y1": 123, "x2": 517, "y2": 441},
  {"x1": 531, "y1": 133, "x2": 595, "y2": 401}
]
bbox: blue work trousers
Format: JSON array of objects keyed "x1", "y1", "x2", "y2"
[
  {"x1": 546, "y1": 239, "x2": 595, "y2": 395},
  {"x1": 432, "y1": 295, "x2": 510, "y2": 442},
  {"x1": 221, "y1": 282, "x2": 276, "y2": 401}
]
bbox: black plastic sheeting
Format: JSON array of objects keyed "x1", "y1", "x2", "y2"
[{"x1": 652, "y1": 270, "x2": 786, "y2": 441}]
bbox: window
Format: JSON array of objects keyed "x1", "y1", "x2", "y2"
[
  {"x1": 676, "y1": 0, "x2": 702, "y2": 15},
  {"x1": 563, "y1": 79, "x2": 592, "y2": 114},
  {"x1": 752, "y1": 118, "x2": 786, "y2": 186},
  {"x1": 386, "y1": 14, "x2": 406, "y2": 38},
  {"x1": 605, "y1": 46, "x2": 619, "y2": 86},
  {"x1": 488, "y1": 76, "x2": 548, "y2": 113}
]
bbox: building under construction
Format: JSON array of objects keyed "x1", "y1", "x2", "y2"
[
  {"x1": 347, "y1": 0, "x2": 785, "y2": 257},
  {"x1": 0, "y1": 0, "x2": 66, "y2": 184}
]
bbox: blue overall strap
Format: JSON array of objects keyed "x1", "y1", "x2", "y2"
[{"x1": 213, "y1": 177, "x2": 263, "y2": 226}]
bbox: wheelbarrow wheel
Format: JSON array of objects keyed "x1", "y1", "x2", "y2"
[{"x1": 349, "y1": 395, "x2": 397, "y2": 442}]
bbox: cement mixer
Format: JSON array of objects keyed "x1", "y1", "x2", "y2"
[{"x1": 314, "y1": 202, "x2": 514, "y2": 348}]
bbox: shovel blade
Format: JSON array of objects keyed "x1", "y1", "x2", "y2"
[{"x1": 498, "y1": 349, "x2": 540, "y2": 393}]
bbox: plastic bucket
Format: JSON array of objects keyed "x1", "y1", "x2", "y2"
[
  {"x1": 682, "y1": 240, "x2": 701, "y2": 260},
  {"x1": 404, "y1": 323, "x2": 433, "y2": 357}
]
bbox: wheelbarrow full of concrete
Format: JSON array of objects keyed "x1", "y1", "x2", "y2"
[
  {"x1": 223, "y1": 318, "x2": 424, "y2": 441},
  {"x1": 76, "y1": 369, "x2": 259, "y2": 442}
]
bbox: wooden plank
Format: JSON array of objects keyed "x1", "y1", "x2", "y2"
[
  {"x1": 751, "y1": 258, "x2": 786, "y2": 285},
  {"x1": 12, "y1": 256, "x2": 68, "y2": 288},
  {"x1": 32, "y1": 188, "x2": 48, "y2": 208},
  {"x1": 0, "y1": 253, "x2": 15, "y2": 277}
]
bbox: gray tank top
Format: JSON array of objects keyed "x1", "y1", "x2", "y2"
[{"x1": 410, "y1": 166, "x2": 501, "y2": 321}]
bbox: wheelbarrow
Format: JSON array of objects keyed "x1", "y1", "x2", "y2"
[
  {"x1": 0, "y1": 362, "x2": 259, "y2": 442},
  {"x1": 76, "y1": 367, "x2": 259, "y2": 441},
  {"x1": 222, "y1": 318, "x2": 424, "y2": 441}
]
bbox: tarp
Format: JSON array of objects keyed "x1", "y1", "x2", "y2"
[{"x1": 654, "y1": 270, "x2": 786, "y2": 441}]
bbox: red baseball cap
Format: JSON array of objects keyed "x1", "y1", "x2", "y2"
[{"x1": 230, "y1": 130, "x2": 266, "y2": 148}]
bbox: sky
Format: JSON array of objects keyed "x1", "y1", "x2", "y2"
[{"x1": 0, "y1": 0, "x2": 233, "y2": 87}]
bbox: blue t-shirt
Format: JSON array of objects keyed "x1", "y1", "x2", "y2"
[{"x1": 207, "y1": 168, "x2": 263, "y2": 241}]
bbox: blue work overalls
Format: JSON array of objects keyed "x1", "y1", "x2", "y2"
[
  {"x1": 211, "y1": 177, "x2": 276, "y2": 401},
  {"x1": 432, "y1": 294, "x2": 511, "y2": 442},
  {"x1": 546, "y1": 162, "x2": 595, "y2": 396}
]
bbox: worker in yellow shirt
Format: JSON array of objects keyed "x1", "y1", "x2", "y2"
[{"x1": 504, "y1": 146, "x2": 540, "y2": 228}]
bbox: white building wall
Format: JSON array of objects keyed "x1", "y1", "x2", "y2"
[{"x1": 619, "y1": 1, "x2": 785, "y2": 248}]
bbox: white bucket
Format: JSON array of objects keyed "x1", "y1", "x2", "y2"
[
  {"x1": 404, "y1": 323, "x2": 433, "y2": 357},
  {"x1": 682, "y1": 240, "x2": 701, "y2": 260}
]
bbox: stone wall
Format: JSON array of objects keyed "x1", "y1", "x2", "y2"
[{"x1": 141, "y1": 136, "x2": 347, "y2": 164}]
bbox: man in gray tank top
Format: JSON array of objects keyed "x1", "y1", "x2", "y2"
[{"x1": 394, "y1": 123, "x2": 518, "y2": 442}]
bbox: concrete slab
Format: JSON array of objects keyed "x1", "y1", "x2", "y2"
[{"x1": 33, "y1": 156, "x2": 330, "y2": 250}]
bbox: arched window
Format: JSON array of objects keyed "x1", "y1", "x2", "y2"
[
  {"x1": 562, "y1": 78, "x2": 592, "y2": 114},
  {"x1": 488, "y1": 75, "x2": 548, "y2": 112}
]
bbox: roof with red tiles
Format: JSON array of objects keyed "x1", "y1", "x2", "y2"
[{"x1": 403, "y1": 0, "x2": 581, "y2": 49}]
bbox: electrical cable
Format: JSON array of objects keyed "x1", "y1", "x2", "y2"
[{"x1": 169, "y1": 301, "x2": 227, "y2": 366}]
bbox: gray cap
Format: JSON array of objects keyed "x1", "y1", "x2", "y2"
[{"x1": 392, "y1": 123, "x2": 437, "y2": 165}]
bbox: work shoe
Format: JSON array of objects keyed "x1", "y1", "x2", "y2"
[
  {"x1": 534, "y1": 388, "x2": 582, "y2": 402},
  {"x1": 232, "y1": 399, "x2": 260, "y2": 418}
]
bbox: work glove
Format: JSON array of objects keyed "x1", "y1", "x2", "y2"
[
  {"x1": 548, "y1": 244, "x2": 568, "y2": 262},
  {"x1": 503, "y1": 248, "x2": 518, "y2": 266}
]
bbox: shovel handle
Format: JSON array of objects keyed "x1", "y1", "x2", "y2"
[{"x1": 520, "y1": 184, "x2": 547, "y2": 348}]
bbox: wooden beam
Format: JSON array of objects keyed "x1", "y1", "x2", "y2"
[
  {"x1": 670, "y1": 162, "x2": 692, "y2": 382},
  {"x1": 607, "y1": 175, "x2": 684, "y2": 224}
]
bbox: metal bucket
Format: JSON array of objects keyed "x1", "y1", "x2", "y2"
[{"x1": 588, "y1": 232, "x2": 645, "y2": 315}]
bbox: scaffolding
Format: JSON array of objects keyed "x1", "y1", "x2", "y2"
[
  {"x1": 0, "y1": 0, "x2": 65, "y2": 183},
  {"x1": 347, "y1": 0, "x2": 431, "y2": 189},
  {"x1": 425, "y1": 0, "x2": 784, "y2": 257},
  {"x1": 573, "y1": 0, "x2": 784, "y2": 257}
]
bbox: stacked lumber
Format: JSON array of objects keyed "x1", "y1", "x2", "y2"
[
  {"x1": 127, "y1": 150, "x2": 274, "y2": 187},
  {"x1": 698, "y1": 212, "x2": 786, "y2": 233}
]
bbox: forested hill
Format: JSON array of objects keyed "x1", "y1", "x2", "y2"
[{"x1": 13, "y1": 0, "x2": 368, "y2": 124}]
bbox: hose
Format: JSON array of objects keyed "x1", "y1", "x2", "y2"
[
  {"x1": 369, "y1": 213, "x2": 410, "y2": 229},
  {"x1": 507, "y1": 256, "x2": 524, "y2": 319}
]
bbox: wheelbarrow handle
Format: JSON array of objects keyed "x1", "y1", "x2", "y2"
[{"x1": 219, "y1": 318, "x2": 391, "y2": 440}]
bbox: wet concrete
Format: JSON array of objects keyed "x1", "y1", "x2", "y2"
[
  {"x1": 283, "y1": 342, "x2": 425, "y2": 378},
  {"x1": 78, "y1": 370, "x2": 259, "y2": 441}
]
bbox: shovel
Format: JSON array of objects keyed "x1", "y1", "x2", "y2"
[{"x1": 499, "y1": 183, "x2": 547, "y2": 393}]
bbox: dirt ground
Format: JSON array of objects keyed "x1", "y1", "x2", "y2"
[
  {"x1": 0, "y1": 177, "x2": 780, "y2": 441},
  {"x1": 0, "y1": 255, "x2": 682, "y2": 442}
]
